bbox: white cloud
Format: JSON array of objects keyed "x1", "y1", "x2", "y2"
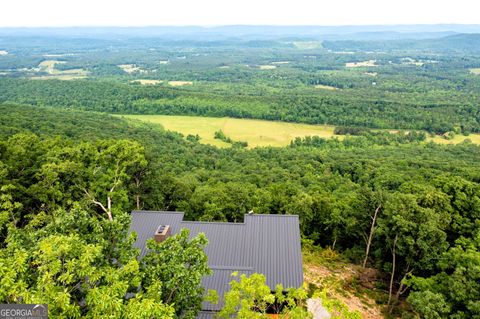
[{"x1": 1, "y1": 0, "x2": 479, "y2": 27}]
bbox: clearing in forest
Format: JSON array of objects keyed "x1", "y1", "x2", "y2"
[
  {"x1": 118, "y1": 64, "x2": 146, "y2": 73},
  {"x1": 259, "y1": 65, "x2": 277, "y2": 70},
  {"x1": 346, "y1": 60, "x2": 377, "y2": 68},
  {"x1": 168, "y1": 81, "x2": 193, "y2": 86},
  {"x1": 31, "y1": 60, "x2": 88, "y2": 80},
  {"x1": 470, "y1": 68, "x2": 480, "y2": 75},
  {"x1": 131, "y1": 79, "x2": 163, "y2": 85},
  {"x1": 427, "y1": 134, "x2": 480, "y2": 144},
  {"x1": 293, "y1": 41, "x2": 322, "y2": 49},
  {"x1": 119, "y1": 115, "x2": 480, "y2": 148},
  {"x1": 120, "y1": 115, "x2": 337, "y2": 148},
  {"x1": 314, "y1": 84, "x2": 340, "y2": 90}
]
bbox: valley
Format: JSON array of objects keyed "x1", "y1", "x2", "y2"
[{"x1": 1, "y1": 25, "x2": 480, "y2": 319}]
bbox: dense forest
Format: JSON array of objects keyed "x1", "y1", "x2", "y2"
[
  {"x1": 1, "y1": 30, "x2": 480, "y2": 318},
  {"x1": 1, "y1": 34, "x2": 480, "y2": 134}
]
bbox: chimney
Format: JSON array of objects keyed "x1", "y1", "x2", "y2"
[{"x1": 154, "y1": 225, "x2": 171, "y2": 243}]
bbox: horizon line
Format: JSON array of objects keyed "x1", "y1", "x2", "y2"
[{"x1": 1, "y1": 23, "x2": 480, "y2": 29}]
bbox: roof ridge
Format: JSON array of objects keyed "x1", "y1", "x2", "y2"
[
  {"x1": 132, "y1": 210, "x2": 185, "y2": 215},
  {"x1": 245, "y1": 214, "x2": 299, "y2": 218},
  {"x1": 181, "y1": 221, "x2": 246, "y2": 225}
]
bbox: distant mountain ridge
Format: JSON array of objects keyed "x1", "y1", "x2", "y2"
[
  {"x1": 323, "y1": 33, "x2": 480, "y2": 52},
  {"x1": 0, "y1": 25, "x2": 480, "y2": 41}
]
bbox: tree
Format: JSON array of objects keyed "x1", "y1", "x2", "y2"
[
  {"x1": 140, "y1": 228, "x2": 211, "y2": 319},
  {"x1": 0, "y1": 217, "x2": 175, "y2": 318},
  {"x1": 77, "y1": 140, "x2": 148, "y2": 221},
  {"x1": 0, "y1": 205, "x2": 212, "y2": 318},
  {"x1": 349, "y1": 187, "x2": 388, "y2": 267},
  {"x1": 0, "y1": 134, "x2": 210, "y2": 318},
  {"x1": 377, "y1": 193, "x2": 449, "y2": 310},
  {"x1": 217, "y1": 273, "x2": 311, "y2": 319},
  {"x1": 407, "y1": 233, "x2": 480, "y2": 319}
]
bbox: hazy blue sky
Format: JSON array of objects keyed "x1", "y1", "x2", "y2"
[{"x1": 1, "y1": 0, "x2": 479, "y2": 27}]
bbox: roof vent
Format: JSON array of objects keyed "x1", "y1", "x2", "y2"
[{"x1": 154, "y1": 225, "x2": 171, "y2": 243}]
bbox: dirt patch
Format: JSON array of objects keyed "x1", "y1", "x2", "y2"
[
  {"x1": 335, "y1": 293, "x2": 383, "y2": 319},
  {"x1": 304, "y1": 261, "x2": 384, "y2": 319}
]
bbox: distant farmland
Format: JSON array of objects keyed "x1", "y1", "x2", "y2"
[
  {"x1": 119, "y1": 115, "x2": 480, "y2": 148},
  {"x1": 470, "y1": 68, "x2": 480, "y2": 75},
  {"x1": 120, "y1": 115, "x2": 337, "y2": 147}
]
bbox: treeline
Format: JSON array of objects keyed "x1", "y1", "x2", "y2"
[
  {"x1": 290, "y1": 129, "x2": 426, "y2": 148},
  {"x1": 1, "y1": 104, "x2": 480, "y2": 317},
  {"x1": 214, "y1": 129, "x2": 248, "y2": 148},
  {"x1": 322, "y1": 33, "x2": 480, "y2": 53},
  {"x1": 0, "y1": 133, "x2": 213, "y2": 318},
  {"x1": 1, "y1": 78, "x2": 479, "y2": 134}
]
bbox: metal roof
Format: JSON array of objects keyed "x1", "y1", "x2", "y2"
[
  {"x1": 196, "y1": 311, "x2": 216, "y2": 319},
  {"x1": 130, "y1": 211, "x2": 185, "y2": 258},
  {"x1": 130, "y1": 211, "x2": 304, "y2": 315}
]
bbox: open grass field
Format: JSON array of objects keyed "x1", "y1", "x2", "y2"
[
  {"x1": 38, "y1": 60, "x2": 64, "y2": 70},
  {"x1": 119, "y1": 115, "x2": 337, "y2": 148},
  {"x1": 131, "y1": 79, "x2": 163, "y2": 85},
  {"x1": 346, "y1": 60, "x2": 377, "y2": 68},
  {"x1": 259, "y1": 65, "x2": 277, "y2": 70},
  {"x1": 118, "y1": 64, "x2": 142, "y2": 73},
  {"x1": 168, "y1": 81, "x2": 193, "y2": 86},
  {"x1": 31, "y1": 60, "x2": 88, "y2": 80},
  {"x1": 31, "y1": 74, "x2": 87, "y2": 80},
  {"x1": 427, "y1": 134, "x2": 480, "y2": 144},
  {"x1": 119, "y1": 115, "x2": 480, "y2": 148},
  {"x1": 293, "y1": 41, "x2": 322, "y2": 49},
  {"x1": 470, "y1": 68, "x2": 480, "y2": 75},
  {"x1": 314, "y1": 84, "x2": 340, "y2": 90}
]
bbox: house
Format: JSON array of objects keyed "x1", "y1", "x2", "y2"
[{"x1": 129, "y1": 211, "x2": 304, "y2": 319}]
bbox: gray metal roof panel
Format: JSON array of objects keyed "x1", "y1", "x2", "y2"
[
  {"x1": 196, "y1": 311, "x2": 215, "y2": 319},
  {"x1": 245, "y1": 214, "x2": 304, "y2": 289},
  {"x1": 130, "y1": 211, "x2": 185, "y2": 258},
  {"x1": 182, "y1": 221, "x2": 250, "y2": 267},
  {"x1": 129, "y1": 212, "x2": 304, "y2": 316},
  {"x1": 201, "y1": 268, "x2": 253, "y2": 311}
]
